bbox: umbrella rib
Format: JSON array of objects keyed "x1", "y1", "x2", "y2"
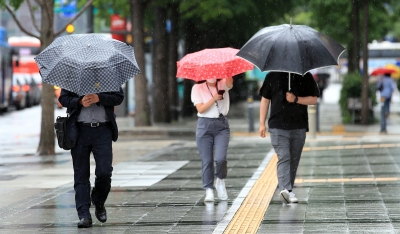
[
  {"x1": 293, "y1": 29, "x2": 344, "y2": 74},
  {"x1": 92, "y1": 42, "x2": 137, "y2": 65},
  {"x1": 310, "y1": 32, "x2": 345, "y2": 63},
  {"x1": 263, "y1": 28, "x2": 301, "y2": 73}
]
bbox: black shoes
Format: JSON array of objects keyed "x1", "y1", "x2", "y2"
[
  {"x1": 77, "y1": 203, "x2": 106, "y2": 227},
  {"x1": 77, "y1": 217, "x2": 92, "y2": 228},
  {"x1": 94, "y1": 205, "x2": 107, "y2": 223}
]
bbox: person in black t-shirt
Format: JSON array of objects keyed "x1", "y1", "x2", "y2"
[{"x1": 259, "y1": 71, "x2": 320, "y2": 204}]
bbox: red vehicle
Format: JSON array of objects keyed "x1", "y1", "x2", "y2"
[
  {"x1": 8, "y1": 36, "x2": 40, "y2": 74},
  {"x1": 8, "y1": 36, "x2": 62, "y2": 108}
]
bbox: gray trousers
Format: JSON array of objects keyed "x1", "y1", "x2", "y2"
[
  {"x1": 196, "y1": 117, "x2": 230, "y2": 189},
  {"x1": 269, "y1": 128, "x2": 306, "y2": 191}
]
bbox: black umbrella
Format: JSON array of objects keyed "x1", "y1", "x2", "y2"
[
  {"x1": 236, "y1": 20, "x2": 345, "y2": 89},
  {"x1": 34, "y1": 33, "x2": 141, "y2": 96}
]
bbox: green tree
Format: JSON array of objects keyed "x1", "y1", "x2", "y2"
[
  {"x1": 92, "y1": 0, "x2": 152, "y2": 126},
  {"x1": 1, "y1": 0, "x2": 93, "y2": 155},
  {"x1": 152, "y1": 2, "x2": 170, "y2": 123},
  {"x1": 167, "y1": 2, "x2": 180, "y2": 121},
  {"x1": 309, "y1": 0, "x2": 393, "y2": 66},
  {"x1": 130, "y1": 0, "x2": 151, "y2": 126},
  {"x1": 308, "y1": 0, "x2": 394, "y2": 125},
  {"x1": 361, "y1": 0, "x2": 369, "y2": 124},
  {"x1": 388, "y1": 1, "x2": 400, "y2": 41},
  {"x1": 178, "y1": 0, "x2": 299, "y2": 116}
]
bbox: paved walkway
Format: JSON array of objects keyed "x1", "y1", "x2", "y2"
[{"x1": 1, "y1": 83, "x2": 400, "y2": 233}]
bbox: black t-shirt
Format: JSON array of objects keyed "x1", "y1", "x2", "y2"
[{"x1": 259, "y1": 72, "x2": 320, "y2": 131}]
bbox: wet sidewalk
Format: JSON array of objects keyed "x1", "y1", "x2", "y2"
[
  {"x1": 2, "y1": 134, "x2": 400, "y2": 233},
  {"x1": 2, "y1": 83, "x2": 400, "y2": 233}
]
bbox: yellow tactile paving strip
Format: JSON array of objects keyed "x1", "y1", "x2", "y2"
[
  {"x1": 223, "y1": 154, "x2": 278, "y2": 234},
  {"x1": 223, "y1": 142, "x2": 400, "y2": 234},
  {"x1": 303, "y1": 143, "x2": 399, "y2": 151},
  {"x1": 231, "y1": 132, "x2": 400, "y2": 137},
  {"x1": 296, "y1": 177, "x2": 400, "y2": 183}
]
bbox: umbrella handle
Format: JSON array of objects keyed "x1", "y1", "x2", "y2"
[{"x1": 288, "y1": 72, "x2": 291, "y2": 91}]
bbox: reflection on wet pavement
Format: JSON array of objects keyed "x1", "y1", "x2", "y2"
[{"x1": 0, "y1": 138, "x2": 269, "y2": 233}]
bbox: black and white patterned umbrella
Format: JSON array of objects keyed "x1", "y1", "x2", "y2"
[{"x1": 34, "y1": 33, "x2": 141, "y2": 96}]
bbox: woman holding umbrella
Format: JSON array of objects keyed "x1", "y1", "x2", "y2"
[
  {"x1": 177, "y1": 47, "x2": 253, "y2": 202},
  {"x1": 191, "y1": 77, "x2": 233, "y2": 202}
]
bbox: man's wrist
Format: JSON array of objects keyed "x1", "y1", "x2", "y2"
[{"x1": 294, "y1": 96, "x2": 298, "y2": 103}]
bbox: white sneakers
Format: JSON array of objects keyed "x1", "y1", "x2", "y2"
[
  {"x1": 204, "y1": 178, "x2": 228, "y2": 202},
  {"x1": 204, "y1": 188, "x2": 214, "y2": 202},
  {"x1": 289, "y1": 192, "x2": 298, "y2": 203},
  {"x1": 279, "y1": 189, "x2": 298, "y2": 204},
  {"x1": 215, "y1": 178, "x2": 228, "y2": 200},
  {"x1": 279, "y1": 189, "x2": 290, "y2": 204}
]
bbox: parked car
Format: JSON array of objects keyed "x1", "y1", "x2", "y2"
[
  {"x1": 26, "y1": 73, "x2": 42, "y2": 106},
  {"x1": 10, "y1": 73, "x2": 28, "y2": 110},
  {"x1": 13, "y1": 73, "x2": 37, "y2": 108}
]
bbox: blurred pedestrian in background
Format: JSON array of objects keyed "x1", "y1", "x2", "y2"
[
  {"x1": 59, "y1": 88, "x2": 124, "y2": 228},
  {"x1": 376, "y1": 73, "x2": 396, "y2": 133},
  {"x1": 191, "y1": 78, "x2": 233, "y2": 202},
  {"x1": 259, "y1": 72, "x2": 319, "y2": 204}
]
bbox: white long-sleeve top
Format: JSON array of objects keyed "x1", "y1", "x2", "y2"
[{"x1": 191, "y1": 79, "x2": 231, "y2": 118}]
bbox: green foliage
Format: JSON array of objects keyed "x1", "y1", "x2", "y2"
[
  {"x1": 180, "y1": 0, "x2": 234, "y2": 23},
  {"x1": 389, "y1": 1, "x2": 400, "y2": 41},
  {"x1": 308, "y1": 0, "x2": 394, "y2": 47},
  {"x1": 307, "y1": 0, "x2": 351, "y2": 46},
  {"x1": 0, "y1": 0, "x2": 24, "y2": 10},
  {"x1": 339, "y1": 73, "x2": 377, "y2": 124},
  {"x1": 178, "y1": 0, "x2": 299, "y2": 50},
  {"x1": 92, "y1": 0, "x2": 130, "y2": 27}
]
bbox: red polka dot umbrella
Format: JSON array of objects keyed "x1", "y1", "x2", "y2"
[{"x1": 176, "y1": 47, "x2": 253, "y2": 81}]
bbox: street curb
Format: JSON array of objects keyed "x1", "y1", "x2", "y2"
[{"x1": 118, "y1": 127, "x2": 195, "y2": 137}]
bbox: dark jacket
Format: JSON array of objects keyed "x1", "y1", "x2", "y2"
[{"x1": 59, "y1": 88, "x2": 124, "y2": 142}]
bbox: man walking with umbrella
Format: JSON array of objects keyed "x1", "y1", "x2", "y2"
[
  {"x1": 59, "y1": 88, "x2": 123, "y2": 227},
  {"x1": 236, "y1": 20, "x2": 344, "y2": 204},
  {"x1": 35, "y1": 33, "x2": 141, "y2": 228},
  {"x1": 259, "y1": 72, "x2": 319, "y2": 204}
]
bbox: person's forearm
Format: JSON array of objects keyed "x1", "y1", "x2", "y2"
[
  {"x1": 196, "y1": 98, "x2": 217, "y2": 114},
  {"x1": 297, "y1": 96, "x2": 318, "y2": 105},
  {"x1": 259, "y1": 98, "x2": 270, "y2": 126}
]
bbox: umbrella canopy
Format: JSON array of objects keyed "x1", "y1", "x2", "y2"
[
  {"x1": 236, "y1": 23, "x2": 346, "y2": 75},
  {"x1": 34, "y1": 33, "x2": 141, "y2": 96},
  {"x1": 370, "y1": 67, "x2": 396, "y2": 76},
  {"x1": 176, "y1": 47, "x2": 253, "y2": 82},
  {"x1": 385, "y1": 64, "x2": 400, "y2": 79}
]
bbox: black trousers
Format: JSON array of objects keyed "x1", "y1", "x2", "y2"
[{"x1": 71, "y1": 123, "x2": 113, "y2": 219}]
